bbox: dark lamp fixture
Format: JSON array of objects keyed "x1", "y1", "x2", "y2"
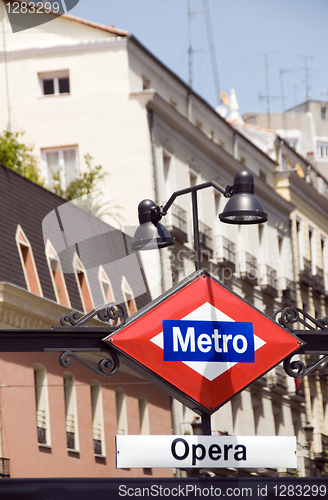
[
  {"x1": 304, "y1": 422, "x2": 314, "y2": 443},
  {"x1": 131, "y1": 199, "x2": 174, "y2": 251},
  {"x1": 131, "y1": 170, "x2": 267, "y2": 255},
  {"x1": 219, "y1": 170, "x2": 267, "y2": 224}
]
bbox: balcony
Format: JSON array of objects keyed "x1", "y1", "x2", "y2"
[
  {"x1": 198, "y1": 221, "x2": 213, "y2": 258},
  {"x1": 313, "y1": 266, "x2": 325, "y2": 295},
  {"x1": 215, "y1": 236, "x2": 236, "y2": 273},
  {"x1": 299, "y1": 257, "x2": 315, "y2": 287},
  {"x1": 260, "y1": 265, "x2": 278, "y2": 298},
  {"x1": 167, "y1": 205, "x2": 188, "y2": 243},
  {"x1": 269, "y1": 364, "x2": 287, "y2": 393},
  {"x1": 240, "y1": 252, "x2": 258, "y2": 286},
  {"x1": 282, "y1": 278, "x2": 297, "y2": 306}
]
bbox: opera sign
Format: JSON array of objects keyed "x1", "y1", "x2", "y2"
[{"x1": 116, "y1": 435, "x2": 297, "y2": 469}]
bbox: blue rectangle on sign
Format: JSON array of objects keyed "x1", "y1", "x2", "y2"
[{"x1": 163, "y1": 320, "x2": 254, "y2": 363}]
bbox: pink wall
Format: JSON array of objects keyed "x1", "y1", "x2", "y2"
[{"x1": 0, "y1": 352, "x2": 174, "y2": 478}]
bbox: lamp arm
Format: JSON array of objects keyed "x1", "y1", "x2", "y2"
[{"x1": 160, "y1": 181, "x2": 231, "y2": 216}]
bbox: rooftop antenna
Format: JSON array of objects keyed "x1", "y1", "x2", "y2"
[
  {"x1": 257, "y1": 51, "x2": 282, "y2": 129},
  {"x1": 294, "y1": 54, "x2": 313, "y2": 100},
  {"x1": 203, "y1": 0, "x2": 221, "y2": 105},
  {"x1": 280, "y1": 67, "x2": 298, "y2": 129},
  {"x1": 188, "y1": 0, "x2": 202, "y2": 88}
]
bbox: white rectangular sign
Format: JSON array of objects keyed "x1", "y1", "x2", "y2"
[{"x1": 116, "y1": 435, "x2": 297, "y2": 469}]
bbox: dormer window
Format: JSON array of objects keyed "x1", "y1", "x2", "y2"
[
  {"x1": 73, "y1": 253, "x2": 94, "y2": 312},
  {"x1": 45, "y1": 240, "x2": 71, "y2": 308},
  {"x1": 16, "y1": 225, "x2": 43, "y2": 296}
]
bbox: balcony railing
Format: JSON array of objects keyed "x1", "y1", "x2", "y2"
[
  {"x1": 260, "y1": 265, "x2": 278, "y2": 297},
  {"x1": 270, "y1": 364, "x2": 287, "y2": 392},
  {"x1": 240, "y1": 252, "x2": 258, "y2": 285},
  {"x1": 300, "y1": 257, "x2": 315, "y2": 287},
  {"x1": 93, "y1": 425, "x2": 102, "y2": 455},
  {"x1": 282, "y1": 278, "x2": 297, "y2": 305},
  {"x1": 313, "y1": 266, "x2": 325, "y2": 294},
  {"x1": 0, "y1": 458, "x2": 10, "y2": 478},
  {"x1": 167, "y1": 205, "x2": 188, "y2": 243},
  {"x1": 198, "y1": 221, "x2": 213, "y2": 257},
  {"x1": 215, "y1": 236, "x2": 236, "y2": 273},
  {"x1": 36, "y1": 408, "x2": 47, "y2": 444},
  {"x1": 66, "y1": 414, "x2": 75, "y2": 450}
]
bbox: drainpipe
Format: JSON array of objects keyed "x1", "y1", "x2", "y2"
[{"x1": 147, "y1": 109, "x2": 170, "y2": 293}]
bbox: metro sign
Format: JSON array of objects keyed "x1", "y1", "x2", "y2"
[{"x1": 104, "y1": 270, "x2": 304, "y2": 414}]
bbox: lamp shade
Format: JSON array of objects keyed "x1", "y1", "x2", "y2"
[
  {"x1": 219, "y1": 170, "x2": 267, "y2": 224},
  {"x1": 131, "y1": 199, "x2": 175, "y2": 251}
]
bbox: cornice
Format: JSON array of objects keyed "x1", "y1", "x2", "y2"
[{"x1": 0, "y1": 37, "x2": 126, "y2": 62}]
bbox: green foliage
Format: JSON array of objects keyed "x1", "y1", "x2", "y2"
[
  {"x1": 52, "y1": 153, "x2": 106, "y2": 202},
  {"x1": 0, "y1": 130, "x2": 43, "y2": 183}
]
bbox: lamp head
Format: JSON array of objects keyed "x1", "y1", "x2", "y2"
[
  {"x1": 219, "y1": 170, "x2": 267, "y2": 224},
  {"x1": 131, "y1": 199, "x2": 174, "y2": 251}
]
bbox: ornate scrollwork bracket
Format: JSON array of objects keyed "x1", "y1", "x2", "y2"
[
  {"x1": 59, "y1": 302, "x2": 126, "y2": 330},
  {"x1": 275, "y1": 306, "x2": 328, "y2": 333},
  {"x1": 284, "y1": 354, "x2": 328, "y2": 378},
  {"x1": 56, "y1": 349, "x2": 120, "y2": 378},
  {"x1": 275, "y1": 306, "x2": 328, "y2": 378}
]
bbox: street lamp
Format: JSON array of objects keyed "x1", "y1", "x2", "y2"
[
  {"x1": 132, "y1": 169, "x2": 267, "y2": 272},
  {"x1": 131, "y1": 169, "x2": 267, "y2": 434}
]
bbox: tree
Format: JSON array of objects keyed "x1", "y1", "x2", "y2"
[{"x1": 0, "y1": 130, "x2": 43, "y2": 183}]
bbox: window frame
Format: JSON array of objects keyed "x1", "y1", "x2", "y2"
[
  {"x1": 73, "y1": 253, "x2": 94, "y2": 313},
  {"x1": 41, "y1": 146, "x2": 79, "y2": 188},
  {"x1": 38, "y1": 70, "x2": 70, "y2": 97},
  {"x1": 45, "y1": 240, "x2": 71, "y2": 307},
  {"x1": 16, "y1": 225, "x2": 43, "y2": 297}
]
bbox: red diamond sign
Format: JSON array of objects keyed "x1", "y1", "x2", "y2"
[{"x1": 104, "y1": 271, "x2": 303, "y2": 415}]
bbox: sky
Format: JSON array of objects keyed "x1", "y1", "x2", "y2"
[{"x1": 67, "y1": 0, "x2": 328, "y2": 117}]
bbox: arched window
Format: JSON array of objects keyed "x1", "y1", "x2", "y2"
[
  {"x1": 115, "y1": 387, "x2": 128, "y2": 435},
  {"x1": 34, "y1": 363, "x2": 50, "y2": 446},
  {"x1": 45, "y1": 240, "x2": 71, "y2": 307},
  {"x1": 98, "y1": 266, "x2": 115, "y2": 304},
  {"x1": 16, "y1": 225, "x2": 43, "y2": 296},
  {"x1": 121, "y1": 276, "x2": 137, "y2": 317},
  {"x1": 63, "y1": 372, "x2": 79, "y2": 451},
  {"x1": 73, "y1": 253, "x2": 94, "y2": 312},
  {"x1": 90, "y1": 380, "x2": 105, "y2": 456}
]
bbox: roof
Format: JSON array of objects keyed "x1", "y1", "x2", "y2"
[
  {"x1": 0, "y1": 163, "x2": 150, "y2": 314},
  {"x1": 61, "y1": 13, "x2": 130, "y2": 36}
]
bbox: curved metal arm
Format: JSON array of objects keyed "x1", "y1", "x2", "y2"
[{"x1": 161, "y1": 181, "x2": 231, "y2": 216}]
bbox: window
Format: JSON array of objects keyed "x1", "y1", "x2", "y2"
[
  {"x1": 73, "y1": 253, "x2": 94, "y2": 312},
  {"x1": 34, "y1": 364, "x2": 50, "y2": 446},
  {"x1": 16, "y1": 225, "x2": 43, "y2": 296},
  {"x1": 90, "y1": 380, "x2": 105, "y2": 456},
  {"x1": 121, "y1": 276, "x2": 137, "y2": 317},
  {"x1": 259, "y1": 170, "x2": 267, "y2": 182},
  {"x1": 321, "y1": 107, "x2": 327, "y2": 120},
  {"x1": 63, "y1": 372, "x2": 79, "y2": 451},
  {"x1": 138, "y1": 394, "x2": 150, "y2": 435},
  {"x1": 98, "y1": 266, "x2": 115, "y2": 304},
  {"x1": 142, "y1": 75, "x2": 151, "y2": 90},
  {"x1": 42, "y1": 147, "x2": 78, "y2": 188},
  {"x1": 116, "y1": 388, "x2": 128, "y2": 435},
  {"x1": 39, "y1": 71, "x2": 70, "y2": 96},
  {"x1": 45, "y1": 240, "x2": 71, "y2": 307},
  {"x1": 317, "y1": 142, "x2": 328, "y2": 158}
]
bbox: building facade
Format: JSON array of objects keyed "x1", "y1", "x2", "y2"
[
  {"x1": 1, "y1": 3, "x2": 327, "y2": 477},
  {"x1": 0, "y1": 162, "x2": 173, "y2": 478}
]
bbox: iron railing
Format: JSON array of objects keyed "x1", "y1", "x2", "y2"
[{"x1": 0, "y1": 458, "x2": 10, "y2": 478}]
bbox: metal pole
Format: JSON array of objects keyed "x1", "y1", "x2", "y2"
[
  {"x1": 201, "y1": 413, "x2": 211, "y2": 435},
  {"x1": 191, "y1": 190, "x2": 201, "y2": 272}
]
